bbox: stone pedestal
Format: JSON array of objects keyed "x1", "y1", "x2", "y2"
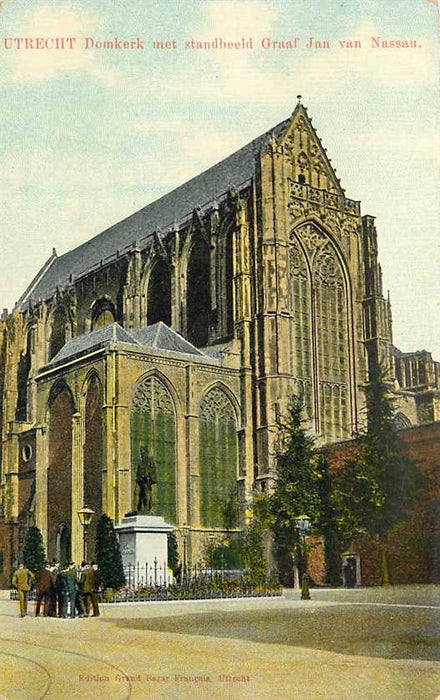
[{"x1": 115, "y1": 514, "x2": 174, "y2": 586}]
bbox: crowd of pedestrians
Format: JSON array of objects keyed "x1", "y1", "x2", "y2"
[{"x1": 12, "y1": 560, "x2": 101, "y2": 618}]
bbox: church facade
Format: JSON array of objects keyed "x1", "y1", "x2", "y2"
[{"x1": 0, "y1": 101, "x2": 438, "y2": 582}]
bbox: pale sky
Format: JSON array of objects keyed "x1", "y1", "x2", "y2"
[{"x1": 1, "y1": 0, "x2": 439, "y2": 357}]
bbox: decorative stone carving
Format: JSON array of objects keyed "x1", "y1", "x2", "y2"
[
  {"x1": 200, "y1": 386, "x2": 236, "y2": 422},
  {"x1": 289, "y1": 241, "x2": 307, "y2": 280},
  {"x1": 297, "y1": 151, "x2": 309, "y2": 172},
  {"x1": 293, "y1": 223, "x2": 327, "y2": 259},
  {"x1": 133, "y1": 376, "x2": 174, "y2": 415},
  {"x1": 313, "y1": 243, "x2": 344, "y2": 288},
  {"x1": 288, "y1": 199, "x2": 307, "y2": 221}
]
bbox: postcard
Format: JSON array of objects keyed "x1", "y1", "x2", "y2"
[{"x1": 0, "y1": 1, "x2": 439, "y2": 698}]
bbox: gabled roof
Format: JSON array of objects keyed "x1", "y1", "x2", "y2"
[
  {"x1": 20, "y1": 116, "x2": 291, "y2": 307},
  {"x1": 131, "y1": 322, "x2": 205, "y2": 356},
  {"x1": 49, "y1": 322, "x2": 138, "y2": 365}
]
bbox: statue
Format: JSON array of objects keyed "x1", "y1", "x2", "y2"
[{"x1": 134, "y1": 446, "x2": 158, "y2": 514}]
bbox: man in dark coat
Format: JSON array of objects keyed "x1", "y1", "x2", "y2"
[
  {"x1": 75, "y1": 562, "x2": 87, "y2": 617},
  {"x1": 46, "y1": 561, "x2": 59, "y2": 617},
  {"x1": 56, "y1": 564, "x2": 68, "y2": 618},
  {"x1": 12, "y1": 563, "x2": 34, "y2": 617},
  {"x1": 35, "y1": 562, "x2": 52, "y2": 616},
  {"x1": 62, "y1": 562, "x2": 80, "y2": 618},
  {"x1": 91, "y1": 561, "x2": 101, "y2": 617}
]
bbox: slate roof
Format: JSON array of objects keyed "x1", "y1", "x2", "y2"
[
  {"x1": 49, "y1": 323, "x2": 138, "y2": 365},
  {"x1": 131, "y1": 322, "x2": 205, "y2": 356},
  {"x1": 46, "y1": 322, "x2": 210, "y2": 368},
  {"x1": 21, "y1": 116, "x2": 291, "y2": 308}
]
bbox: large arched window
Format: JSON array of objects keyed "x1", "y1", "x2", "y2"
[
  {"x1": 131, "y1": 376, "x2": 176, "y2": 523},
  {"x1": 290, "y1": 224, "x2": 351, "y2": 441},
  {"x1": 91, "y1": 298, "x2": 116, "y2": 330},
  {"x1": 187, "y1": 239, "x2": 210, "y2": 347},
  {"x1": 147, "y1": 259, "x2": 171, "y2": 326},
  {"x1": 289, "y1": 240, "x2": 313, "y2": 419},
  {"x1": 224, "y1": 229, "x2": 234, "y2": 337},
  {"x1": 47, "y1": 383, "x2": 74, "y2": 561},
  {"x1": 313, "y1": 241, "x2": 349, "y2": 439},
  {"x1": 199, "y1": 387, "x2": 238, "y2": 528},
  {"x1": 83, "y1": 375, "x2": 103, "y2": 556},
  {"x1": 49, "y1": 307, "x2": 67, "y2": 360},
  {"x1": 16, "y1": 328, "x2": 32, "y2": 421}
]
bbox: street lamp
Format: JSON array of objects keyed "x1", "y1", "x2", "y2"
[
  {"x1": 77, "y1": 505, "x2": 95, "y2": 562},
  {"x1": 293, "y1": 514, "x2": 310, "y2": 589},
  {"x1": 180, "y1": 524, "x2": 190, "y2": 582}
]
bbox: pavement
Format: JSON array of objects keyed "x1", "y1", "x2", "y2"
[{"x1": 0, "y1": 586, "x2": 439, "y2": 699}]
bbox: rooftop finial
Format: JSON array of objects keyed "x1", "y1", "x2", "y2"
[{"x1": 297, "y1": 94, "x2": 302, "y2": 103}]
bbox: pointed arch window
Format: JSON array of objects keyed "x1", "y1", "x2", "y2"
[
  {"x1": 91, "y1": 298, "x2": 116, "y2": 330},
  {"x1": 290, "y1": 224, "x2": 351, "y2": 441},
  {"x1": 131, "y1": 376, "x2": 176, "y2": 523},
  {"x1": 199, "y1": 387, "x2": 238, "y2": 527},
  {"x1": 147, "y1": 259, "x2": 171, "y2": 326},
  {"x1": 47, "y1": 383, "x2": 74, "y2": 561},
  {"x1": 83, "y1": 375, "x2": 103, "y2": 556},
  {"x1": 49, "y1": 307, "x2": 68, "y2": 359},
  {"x1": 187, "y1": 239, "x2": 210, "y2": 347}
]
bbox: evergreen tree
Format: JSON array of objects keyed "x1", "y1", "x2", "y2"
[
  {"x1": 270, "y1": 394, "x2": 323, "y2": 585},
  {"x1": 23, "y1": 525, "x2": 46, "y2": 574},
  {"x1": 95, "y1": 514, "x2": 126, "y2": 590},
  {"x1": 333, "y1": 366, "x2": 424, "y2": 584},
  {"x1": 243, "y1": 517, "x2": 267, "y2": 586},
  {"x1": 167, "y1": 531, "x2": 181, "y2": 580}
]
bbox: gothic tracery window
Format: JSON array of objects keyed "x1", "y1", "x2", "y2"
[
  {"x1": 289, "y1": 241, "x2": 313, "y2": 418},
  {"x1": 313, "y1": 241, "x2": 349, "y2": 439},
  {"x1": 199, "y1": 387, "x2": 238, "y2": 527},
  {"x1": 131, "y1": 376, "x2": 176, "y2": 523},
  {"x1": 290, "y1": 224, "x2": 351, "y2": 441}
]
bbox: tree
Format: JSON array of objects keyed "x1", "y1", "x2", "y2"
[
  {"x1": 95, "y1": 514, "x2": 126, "y2": 590},
  {"x1": 243, "y1": 517, "x2": 267, "y2": 586},
  {"x1": 332, "y1": 366, "x2": 425, "y2": 584},
  {"x1": 270, "y1": 394, "x2": 323, "y2": 585},
  {"x1": 316, "y1": 451, "x2": 343, "y2": 586},
  {"x1": 23, "y1": 526, "x2": 46, "y2": 574},
  {"x1": 167, "y1": 531, "x2": 181, "y2": 580}
]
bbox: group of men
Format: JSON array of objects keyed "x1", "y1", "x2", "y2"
[{"x1": 12, "y1": 561, "x2": 101, "y2": 618}]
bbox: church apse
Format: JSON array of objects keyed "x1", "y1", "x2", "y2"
[{"x1": 131, "y1": 376, "x2": 176, "y2": 523}]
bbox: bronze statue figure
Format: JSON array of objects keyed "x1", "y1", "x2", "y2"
[{"x1": 134, "y1": 446, "x2": 158, "y2": 514}]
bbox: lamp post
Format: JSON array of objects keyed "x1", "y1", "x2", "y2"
[
  {"x1": 293, "y1": 514, "x2": 310, "y2": 589},
  {"x1": 77, "y1": 505, "x2": 95, "y2": 562},
  {"x1": 180, "y1": 524, "x2": 190, "y2": 582}
]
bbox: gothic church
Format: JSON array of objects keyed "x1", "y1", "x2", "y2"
[{"x1": 0, "y1": 100, "x2": 438, "y2": 581}]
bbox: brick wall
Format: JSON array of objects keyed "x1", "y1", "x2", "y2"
[{"x1": 326, "y1": 421, "x2": 440, "y2": 585}]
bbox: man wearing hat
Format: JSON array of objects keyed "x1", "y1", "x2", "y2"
[{"x1": 12, "y1": 563, "x2": 34, "y2": 617}]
